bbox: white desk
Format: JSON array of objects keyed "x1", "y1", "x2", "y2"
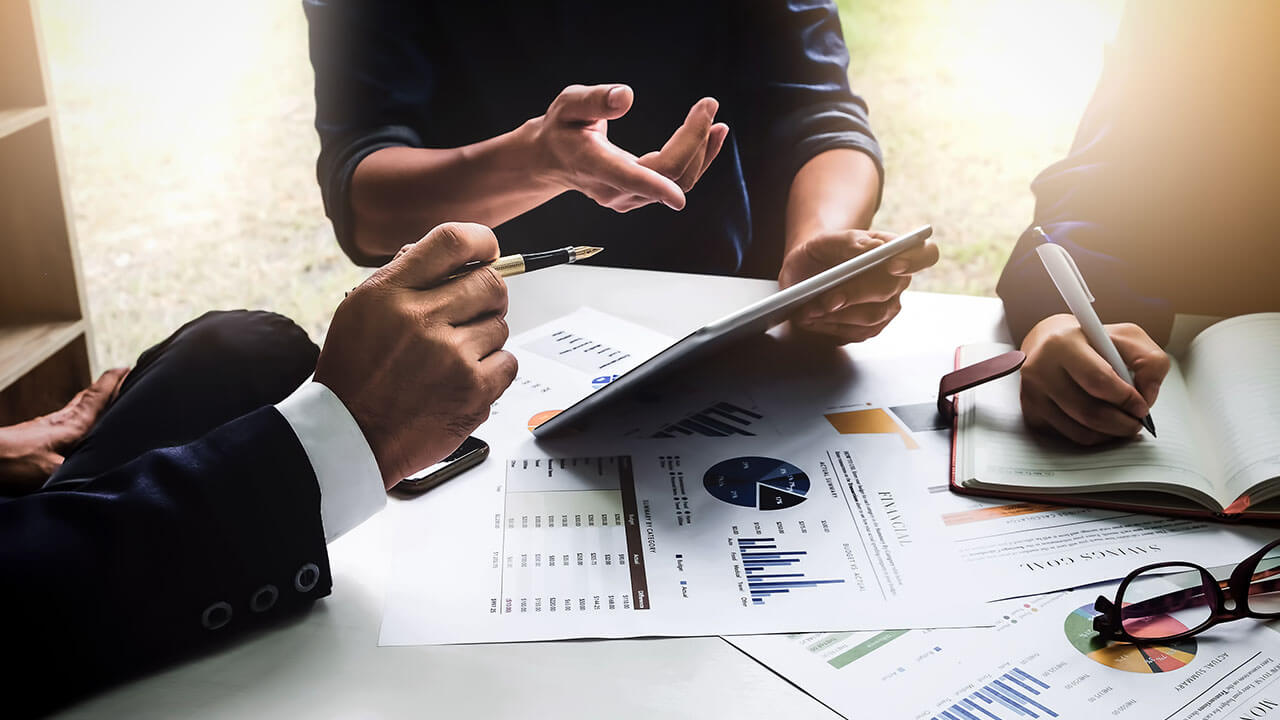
[{"x1": 61, "y1": 266, "x2": 1007, "y2": 719}]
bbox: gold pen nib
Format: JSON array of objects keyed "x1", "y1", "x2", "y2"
[{"x1": 570, "y1": 246, "x2": 604, "y2": 263}]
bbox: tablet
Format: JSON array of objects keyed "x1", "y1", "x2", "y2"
[{"x1": 531, "y1": 224, "x2": 933, "y2": 437}]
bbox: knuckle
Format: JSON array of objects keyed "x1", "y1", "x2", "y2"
[
  {"x1": 492, "y1": 315, "x2": 511, "y2": 344},
  {"x1": 428, "y1": 222, "x2": 469, "y2": 257},
  {"x1": 471, "y1": 265, "x2": 506, "y2": 299}
]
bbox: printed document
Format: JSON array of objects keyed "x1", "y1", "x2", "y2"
[
  {"x1": 729, "y1": 576, "x2": 1280, "y2": 720},
  {"x1": 379, "y1": 310, "x2": 984, "y2": 645}
]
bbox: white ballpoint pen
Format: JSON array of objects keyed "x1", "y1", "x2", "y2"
[{"x1": 1033, "y1": 227, "x2": 1157, "y2": 437}]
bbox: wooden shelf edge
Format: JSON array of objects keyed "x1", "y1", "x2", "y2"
[
  {"x1": 0, "y1": 105, "x2": 48, "y2": 140},
  {"x1": 0, "y1": 319, "x2": 85, "y2": 391}
]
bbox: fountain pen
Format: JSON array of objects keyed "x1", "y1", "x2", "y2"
[{"x1": 451, "y1": 245, "x2": 604, "y2": 279}]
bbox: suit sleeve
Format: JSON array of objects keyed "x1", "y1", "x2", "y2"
[
  {"x1": 1, "y1": 407, "x2": 331, "y2": 713},
  {"x1": 995, "y1": 5, "x2": 1173, "y2": 346},
  {"x1": 305, "y1": 0, "x2": 429, "y2": 267}
]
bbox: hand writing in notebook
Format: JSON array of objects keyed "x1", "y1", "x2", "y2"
[{"x1": 1019, "y1": 314, "x2": 1170, "y2": 445}]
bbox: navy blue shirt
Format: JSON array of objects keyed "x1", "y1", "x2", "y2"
[
  {"x1": 997, "y1": 1, "x2": 1280, "y2": 344},
  {"x1": 305, "y1": 0, "x2": 882, "y2": 276}
]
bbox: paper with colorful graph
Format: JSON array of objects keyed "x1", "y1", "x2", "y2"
[{"x1": 728, "y1": 574, "x2": 1280, "y2": 720}]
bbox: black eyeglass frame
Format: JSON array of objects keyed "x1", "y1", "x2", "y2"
[{"x1": 1092, "y1": 537, "x2": 1280, "y2": 644}]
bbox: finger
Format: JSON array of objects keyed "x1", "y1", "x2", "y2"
[
  {"x1": 795, "y1": 316, "x2": 894, "y2": 344},
  {"x1": 108, "y1": 367, "x2": 131, "y2": 403},
  {"x1": 1110, "y1": 326, "x2": 1171, "y2": 407},
  {"x1": 476, "y1": 349, "x2": 519, "y2": 404},
  {"x1": 379, "y1": 222, "x2": 500, "y2": 290},
  {"x1": 672, "y1": 121, "x2": 728, "y2": 191},
  {"x1": 645, "y1": 97, "x2": 718, "y2": 182},
  {"x1": 695, "y1": 123, "x2": 729, "y2": 181},
  {"x1": 85, "y1": 367, "x2": 130, "y2": 402},
  {"x1": 886, "y1": 239, "x2": 941, "y2": 276},
  {"x1": 813, "y1": 273, "x2": 909, "y2": 316},
  {"x1": 1043, "y1": 366, "x2": 1145, "y2": 437},
  {"x1": 780, "y1": 231, "x2": 886, "y2": 288},
  {"x1": 553, "y1": 84, "x2": 634, "y2": 123},
  {"x1": 1059, "y1": 345, "x2": 1150, "y2": 419},
  {"x1": 585, "y1": 139, "x2": 687, "y2": 209},
  {"x1": 803, "y1": 231, "x2": 886, "y2": 268},
  {"x1": 433, "y1": 268, "x2": 509, "y2": 326},
  {"x1": 1024, "y1": 392, "x2": 1113, "y2": 446},
  {"x1": 453, "y1": 313, "x2": 511, "y2": 361},
  {"x1": 673, "y1": 140, "x2": 708, "y2": 192},
  {"x1": 394, "y1": 243, "x2": 415, "y2": 260},
  {"x1": 807, "y1": 296, "x2": 903, "y2": 328},
  {"x1": 48, "y1": 367, "x2": 129, "y2": 448}
]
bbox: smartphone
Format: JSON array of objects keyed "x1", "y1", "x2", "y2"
[{"x1": 390, "y1": 436, "x2": 490, "y2": 497}]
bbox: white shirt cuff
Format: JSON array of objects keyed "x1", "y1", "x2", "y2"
[{"x1": 276, "y1": 380, "x2": 385, "y2": 543}]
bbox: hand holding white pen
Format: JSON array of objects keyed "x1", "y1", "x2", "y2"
[{"x1": 1015, "y1": 228, "x2": 1170, "y2": 445}]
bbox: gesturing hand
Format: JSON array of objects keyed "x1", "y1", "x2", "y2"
[
  {"x1": 316, "y1": 222, "x2": 518, "y2": 489},
  {"x1": 780, "y1": 229, "x2": 940, "y2": 344},
  {"x1": 1019, "y1": 314, "x2": 1170, "y2": 445},
  {"x1": 531, "y1": 84, "x2": 729, "y2": 213},
  {"x1": 0, "y1": 367, "x2": 129, "y2": 493}
]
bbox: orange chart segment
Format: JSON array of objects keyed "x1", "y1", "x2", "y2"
[
  {"x1": 823, "y1": 408, "x2": 919, "y2": 450},
  {"x1": 527, "y1": 410, "x2": 562, "y2": 432},
  {"x1": 942, "y1": 502, "x2": 1060, "y2": 526}
]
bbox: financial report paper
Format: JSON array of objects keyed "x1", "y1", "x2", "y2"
[
  {"x1": 729, "y1": 576, "x2": 1280, "y2": 720},
  {"x1": 379, "y1": 309, "x2": 985, "y2": 645},
  {"x1": 379, "y1": 307, "x2": 1272, "y2": 645}
]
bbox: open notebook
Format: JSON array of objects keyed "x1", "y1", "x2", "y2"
[{"x1": 952, "y1": 313, "x2": 1280, "y2": 522}]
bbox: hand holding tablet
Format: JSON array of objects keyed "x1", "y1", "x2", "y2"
[
  {"x1": 533, "y1": 225, "x2": 934, "y2": 437},
  {"x1": 781, "y1": 228, "x2": 941, "y2": 344}
]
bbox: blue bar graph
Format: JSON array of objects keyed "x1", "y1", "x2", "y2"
[
  {"x1": 736, "y1": 538, "x2": 845, "y2": 604},
  {"x1": 930, "y1": 667, "x2": 1057, "y2": 720}
]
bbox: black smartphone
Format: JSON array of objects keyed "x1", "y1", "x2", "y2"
[{"x1": 390, "y1": 436, "x2": 490, "y2": 498}]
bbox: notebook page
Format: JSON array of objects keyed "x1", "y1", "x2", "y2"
[
  {"x1": 958, "y1": 344, "x2": 1221, "y2": 508},
  {"x1": 1182, "y1": 313, "x2": 1280, "y2": 504}
]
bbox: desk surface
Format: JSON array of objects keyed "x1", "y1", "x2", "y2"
[{"x1": 62, "y1": 266, "x2": 1007, "y2": 719}]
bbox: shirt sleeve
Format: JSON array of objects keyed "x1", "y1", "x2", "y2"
[
  {"x1": 735, "y1": 0, "x2": 884, "y2": 205},
  {"x1": 995, "y1": 4, "x2": 1173, "y2": 346},
  {"x1": 304, "y1": 0, "x2": 428, "y2": 267},
  {"x1": 275, "y1": 381, "x2": 385, "y2": 543}
]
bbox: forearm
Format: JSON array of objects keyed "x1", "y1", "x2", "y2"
[
  {"x1": 784, "y1": 148, "x2": 881, "y2": 256},
  {"x1": 350, "y1": 120, "x2": 564, "y2": 258}
]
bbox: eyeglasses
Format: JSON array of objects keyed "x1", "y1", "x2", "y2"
[{"x1": 1093, "y1": 538, "x2": 1280, "y2": 644}]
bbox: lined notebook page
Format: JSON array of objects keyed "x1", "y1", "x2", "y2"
[
  {"x1": 1183, "y1": 314, "x2": 1280, "y2": 504},
  {"x1": 958, "y1": 344, "x2": 1221, "y2": 508}
]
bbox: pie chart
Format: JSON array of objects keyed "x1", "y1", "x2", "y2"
[
  {"x1": 1063, "y1": 603, "x2": 1197, "y2": 674},
  {"x1": 703, "y1": 456, "x2": 809, "y2": 511}
]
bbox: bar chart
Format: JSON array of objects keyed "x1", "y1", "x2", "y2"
[
  {"x1": 651, "y1": 401, "x2": 764, "y2": 438},
  {"x1": 736, "y1": 537, "x2": 845, "y2": 605},
  {"x1": 931, "y1": 667, "x2": 1058, "y2": 720}
]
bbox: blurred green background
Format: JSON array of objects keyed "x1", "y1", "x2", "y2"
[{"x1": 40, "y1": 0, "x2": 1123, "y2": 368}]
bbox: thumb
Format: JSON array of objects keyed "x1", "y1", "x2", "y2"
[
  {"x1": 1112, "y1": 330, "x2": 1170, "y2": 407},
  {"x1": 377, "y1": 222, "x2": 500, "y2": 290},
  {"x1": 553, "y1": 84, "x2": 633, "y2": 123}
]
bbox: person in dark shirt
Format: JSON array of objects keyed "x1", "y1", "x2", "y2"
[
  {"x1": 996, "y1": 0, "x2": 1280, "y2": 445},
  {"x1": 304, "y1": 0, "x2": 938, "y2": 345}
]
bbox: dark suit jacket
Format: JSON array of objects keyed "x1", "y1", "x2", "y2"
[
  {"x1": 1, "y1": 407, "x2": 330, "y2": 716},
  {"x1": 996, "y1": 0, "x2": 1280, "y2": 345}
]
